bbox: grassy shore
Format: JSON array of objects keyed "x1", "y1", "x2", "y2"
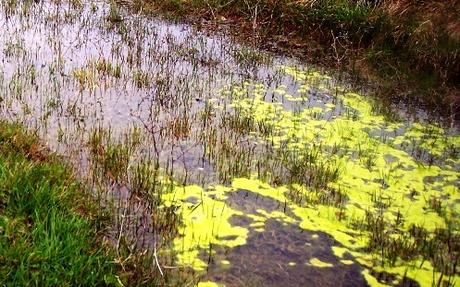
[
  {"x1": 0, "y1": 122, "x2": 118, "y2": 285},
  {"x1": 131, "y1": 0, "x2": 460, "y2": 121},
  {"x1": 0, "y1": 122, "x2": 196, "y2": 285}
]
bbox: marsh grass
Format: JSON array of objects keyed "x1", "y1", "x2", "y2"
[
  {"x1": 86, "y1": 126, "x2": 198, "y2": 285},
  {"x1": 108, "y1": 0, "x2": 123, "y2": 23},
  {"x1": 350, "y1": 208, "x2": 460, "y2": 286},
  {"x1": 135, "y1": 0, "x2": 460, "y2": 121}
]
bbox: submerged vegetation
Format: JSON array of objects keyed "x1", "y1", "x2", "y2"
[{"x1": 0, "y1": 0, "x2": 459, "y2": 286}]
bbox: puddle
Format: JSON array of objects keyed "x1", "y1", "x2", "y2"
[{"x1": 0, "y1": 1, "x2": 459, "y2": 287}]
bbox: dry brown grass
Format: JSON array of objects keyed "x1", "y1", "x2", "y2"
[{"x1": 378, "y1": 0, "x2": 459, "y2": 77}]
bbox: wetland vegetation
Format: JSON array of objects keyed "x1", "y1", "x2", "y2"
[
  {"x1": 135, "y1": 0, "x2": 460, "y2": 122},
  {"x1": 0, "y1": 0, "x2": 458, "y2": 286}
]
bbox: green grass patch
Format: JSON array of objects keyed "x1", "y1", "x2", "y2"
[{"x1": 0, "y1": 122, "x2": 117, "y2": 286}]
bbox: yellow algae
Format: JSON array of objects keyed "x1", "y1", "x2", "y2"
[
  {"x1": 307, "y1": 106, "x2": 324, "y2": 116},
  {"x1": 285, "y1": 93, "x2": 306, "y2": 102},
  {"x1": 340, "y1": 260, "x2": 355, "y2": 265},
  {"x1": 386, "y1": 263, "x2": 458, "y2": 287},
  {"x1": 274, "y1": 87, "x2": 287, "y2": 95},
  {"x1": 292, "y1": 204, "x2": 367, "y2": 250},
  {"x1": 392, "y1": 123, "x2": 460, "y2": 159},
  {"x1": 197, "y1": 281, "x2": 221, "y2": 287},
  {"x1": 231, "y1": 67, "x2": 458, "y2": 286},
  {"x1": 249, "y1": 222, "x2": 265, "y2": 228},
  {"x1": 362, "y1": 270, "x2": 390, "y2": 287},
  {"x1": 308, "y1": 258, "x2": 334, "y2": 268},
  {"x1": 176, "y1": 67, "x2": 459, "y2": 286},
  {"x1": 247, "y1": 213, "x2": 266, "y2": 223},
  {"x1": 164, "y1": 185, "x2": 248, "y2": 270},
  {"x1": 298, "y1": 84, "x2": 310, "y2": 94},
  {"x1": 231, "y1": 177, "x2": 287, "y2": 203},
  {"x1": 226, "y1": 78, "x2": 456, "y2": 284},
  {"x1": 255, "y1": 209, "x2": 296, "y2": 224},
  {"x1": 332, "y1": 246, "x2": 348, "y2": 258}
]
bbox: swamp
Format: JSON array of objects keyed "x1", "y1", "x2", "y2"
[{"x1": 0, "y1": 0, "x2": 459, "y2": 286}]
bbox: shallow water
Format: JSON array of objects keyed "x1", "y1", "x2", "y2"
[{"x1": 0, "y1": 1, "x2": 459, "y2": 286}]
